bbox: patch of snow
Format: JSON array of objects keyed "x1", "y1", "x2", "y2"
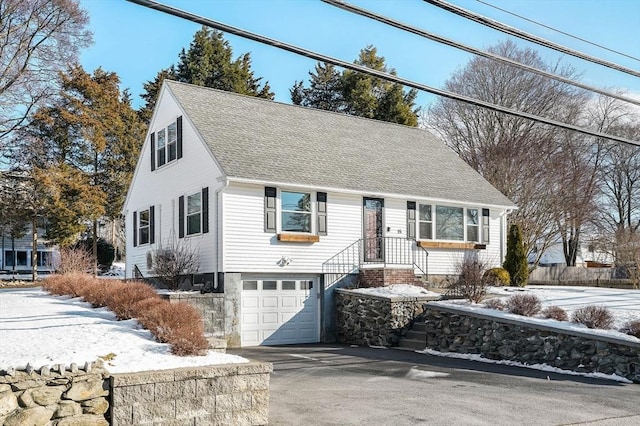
[
  {"x1": 0, "y1": 288, "x2": 247, "y2": 373},
  {"x1": 351, "y1": 284, "x2": 441, "y2": 298},
  {"x1": 405, "y1": 366, "x2": 449, "y2": 379},
  {"x1": 419, "y1": 348, "x2": 632, "y2": 384}
]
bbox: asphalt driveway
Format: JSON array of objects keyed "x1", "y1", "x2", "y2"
[{"x1": 229, "y1": 344, "x2": 640, "y2": 426}]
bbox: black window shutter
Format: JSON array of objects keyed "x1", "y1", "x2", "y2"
[
  {"x1": 264, "y1": 186, "x2": 276, "y2": 233},
  {"x1": 482, "y1": 208, "x2": 490, "y2": 244},
  {"x1": 149, "y1": 205, "x2": 155, "y2": 244},
  {"x1": 202, "y1": 187, "x2": 209, "y2": 234},
  {"x1": 150, "y1": 133, "x2": 156, "y2": 171},
  {"x1": 317, "y1": 192, "x2": 327, "y2": 236},
  {"x1": 177, "y1": 116, "x2": 183, "y2": 159},
  {"x1": 407, "y1": 201, "x2": 416, "y2": 239},
  {"x1": 178, "y1": 196, "x2": 185, "y2": 238},
  {"x1": 133, "y1": 211, "x2": 138, "y2": 247}
]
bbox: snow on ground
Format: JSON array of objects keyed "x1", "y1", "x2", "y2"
[
  {"x1": 350, "y1": 284, "x2": 440, "y2": 298},
  {"x1": 0, "y1": 288, "x2": 247, "y2": 373}
]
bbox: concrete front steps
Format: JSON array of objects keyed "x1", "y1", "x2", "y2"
[{"x1": 398, "y1": 322, "x2": 427, "y2": 351}]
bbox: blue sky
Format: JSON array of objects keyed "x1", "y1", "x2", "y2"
[{"x1": 79, "y1": 0, "x2": 640, "y2": 110}]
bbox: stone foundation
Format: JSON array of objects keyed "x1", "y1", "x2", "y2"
[
  {"x1": 420, "y1": 304, "x2": 640, "y2": 383},
  {"x1": 335, "y1": 289, "x2": 438, "y2": 346}
]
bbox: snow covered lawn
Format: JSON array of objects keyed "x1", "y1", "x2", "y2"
[{"x1": 0, "y1": 288, "x2": 247, "y2": 373}]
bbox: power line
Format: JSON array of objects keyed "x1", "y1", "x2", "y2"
[
  {"x1": 323, "y1": 0, "x2": 640, "y2": 106},
  {"x1": 423, "y1": 0, "x2": 640, "y2": 78},
  {"x1": 476, "y1": 0, "x2": 640, "y2": 63},
  {"x1": 125, "y1": 0, "x2": 639, "y2": 148}
]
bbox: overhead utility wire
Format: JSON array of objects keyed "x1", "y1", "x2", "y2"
[
  {"x1": 423, "y1": 0, "x2": 640, "y2": 78},
  {"x1": 323, "y1": 0, "x2": 640, "y2": 107},
  {"x1": 125, "y1": 0, "x2": 639, "y2": 148},
  {"x1": 476, "y1": 0, "x2": 640, "y2": 62}
]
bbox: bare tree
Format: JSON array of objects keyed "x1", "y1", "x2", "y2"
[
  {"x1": 151, "y1": 234, "x2": 200, "y2": 291},
  {"x1": 428, "y1": 40, "x2": 590, "y2": 264},
  {"x1": 0, "y1": 0, "x2": 91, "y2": 148}
]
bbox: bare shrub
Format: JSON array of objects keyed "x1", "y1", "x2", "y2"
[
  {"x1": 571, "y1": 306, "x2": 614, "y2": 329},
  {"x1": 541, "y1": 305, "x2": 568, "y2": 321},
  {"x1": 141, "y1": 301, "x2": 209, "y2": 355},
  {"x1": 483, "y1": 298, "x2": 505, "y2": 310},
  {"x1": 55, "y1": 247, "x2": 93, "y2": 274},
  {"x1": 151, "y1": 235, "x2": 200, "y2": 290},
  {"x1": 448, "y1": 254, "x2": 488, "y2": 303},
  {"x1": 106, "y1": 281, "x2": 159, "y2": 320},
  {"x1": 506, "y1": 293, "x2": 541, "y2": 316},
  {"x1": 620, "y1": 320, "x2": 640, "y2": 338},
  {"x1": 81, "y1": 280, "x2": 111, "y2": 308}
]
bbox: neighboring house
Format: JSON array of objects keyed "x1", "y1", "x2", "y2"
[
  {"x1": 124, "y1": 80, "x2": 516, "y2": 347},
  {"x1": 0, "y1": 225, "x2": 56, "y2": 275}
]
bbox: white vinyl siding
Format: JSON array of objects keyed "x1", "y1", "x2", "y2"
[
  {"x1": 124, "y1": 89, "x2": 223, "y2": 279},
  {"x1": 223, "y1": 183, "x2": 362, "y2": 273}
]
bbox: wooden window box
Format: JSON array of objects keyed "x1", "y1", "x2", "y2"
[
  {"x1": 417, "y1": 241, "x2": 486, "y2": 250},
  {"x1": 277, "y1": 234, "x2": 320, "y2": 243}
]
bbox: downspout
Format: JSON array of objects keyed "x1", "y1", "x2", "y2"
[{"x1": 213, "y1": 178, "x2": 229, "y2": 290}]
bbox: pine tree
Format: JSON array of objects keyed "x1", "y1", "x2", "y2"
[
  {"x1": 139, "y1": 67, "x2": 175, "y2": 123},
  {"x1": 503, "y1": 223, "x2": 529, "y2": 287},
  {"x1": 291, "y1": 46, "x2": 419, "y2": 126}
]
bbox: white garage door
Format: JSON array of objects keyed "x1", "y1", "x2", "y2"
[{"x1": 241, "y1": 278, "x2": 320, "y2": 346}]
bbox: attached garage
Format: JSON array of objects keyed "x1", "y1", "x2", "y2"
[{"x1": 240, "y1": 277, "x2": 320, "y2": 346}]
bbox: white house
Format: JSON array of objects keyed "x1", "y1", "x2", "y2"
[{"x1": 124, "y1": 81, "x2": 516, "y2": 347}]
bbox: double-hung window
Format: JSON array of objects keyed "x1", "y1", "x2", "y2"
[
  {"x1": 187, "y1": 192, "x2": 202, "y2": 235},
  {"x1": 467, "y1": 209, "x2": 480, "y2": 242},
  {"x1": 151, "y1": 116, "x2": 182, "y2": 171},
  {"x1": 138, "y1": 209, "x2": 150, "y2": 245},
  {"x1": 418, "y1": 205, "x2": 433, "y2": 239},
  {"x1": 281, "y1": 191, "x2": 312, "y2": 233}
]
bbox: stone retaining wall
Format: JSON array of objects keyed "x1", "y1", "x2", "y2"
[
  {"x1": 0, "y1": 362, "x2": 110, "y2": 425},
  {"x1": 110, "y1": 362, "x2": 272, "y2": 425},
  {"x1": 421, "y1": 304, "x2": 640, "y2": 383},
  {"x1": 162, "y1": 292, "x2": 225, "y2": 339},
  {"x1": 335, "y1": 289, "x2": 438, "y2": 346}
]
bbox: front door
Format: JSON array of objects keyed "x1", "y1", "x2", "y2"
[{"x1": 363, "y1": 198, "x2": 384, "y2": 262}]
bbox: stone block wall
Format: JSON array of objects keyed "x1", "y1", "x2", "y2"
[
  {"x1": 162, "y1": 292, "x2": 225, "y2": 339},
  {"x1": 358, "y1": 268, "x2": 421, "y2": 288},
  {"x1": 110, "y1": 362, "x2": 272, "y2": 425},
  {"x1": 335, "y1": 289, "x2": 438, "y2": 346},
  {"x1": 0, "y1": 362, "x2": 110, "y2": 425},
  {"x1": 420, "y1": 304, "x2": 640, "y2": 383}
]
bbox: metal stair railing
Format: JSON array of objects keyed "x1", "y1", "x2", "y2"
[{"x1": 322, "y1": 237, "x2": 429, "y2": 280}]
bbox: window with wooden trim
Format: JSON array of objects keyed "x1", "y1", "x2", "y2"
[{"x1": 264, "y1": 187, "x2": 327, "y2": 237}]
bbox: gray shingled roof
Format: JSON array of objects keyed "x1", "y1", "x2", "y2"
[{"x1": 166, "y1": 81, "x2": 515, "y2": 208}]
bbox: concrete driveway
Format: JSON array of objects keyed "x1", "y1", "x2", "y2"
[{"x1": 229, "y1": 344, "x2": 640, "y2": 426}]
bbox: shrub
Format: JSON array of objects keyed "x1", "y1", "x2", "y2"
[
  {"x1": 571, "y1": 306, "x2": 614, "y2": 329},
  {"x1": 483, "y1": 298, "x2": 505, "y2": 310},
  {"x1": 74, "y1": 238, "x2": 116, "y2": 270},
  {"x1": 151, "y1": 235, "x2": 200, "y2": 290},
  {"x1": 42, "y1": 273, "x2": 209, "y2": 356},
  {"x1": 506, "y1": 293, "x2": 541, "y2": 316},
  {"x1": 620, "y1": 320, "x2": 640, "y2": 338},
  {"x1": 55, "y1": 247, "x2": 93, "y2": 274},
  {"x1": 503, "y1": 224, "x2": 529, "y2": 286},
  {"x1": 541, "y1": 305, "x2": 568, "y2": 321},
  {"x1": 448, "y1": 255, "x2": 488, "y2": 303},
  {"x1": 483, "y1": 268, "x2": 510, "y2": 286}
]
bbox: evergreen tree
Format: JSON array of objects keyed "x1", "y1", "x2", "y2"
[
  {"x1": 503, "y1": 223, "x2": 529, "y2": 287},
  {"x1": 26, "y1": 65, "x2": 145, "y2": 269},
  {"x1": 140, "y1": 27, "x2": 273, "y2": 122},
  {"x1": 291, "y1": 46, "x2": 419, "y2": 126}
]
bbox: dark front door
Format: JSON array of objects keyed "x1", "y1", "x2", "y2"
[{"x1": 363, "y1": 198, "x2": 384, "y2": 262}]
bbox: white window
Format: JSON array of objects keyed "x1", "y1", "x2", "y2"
[
  {"x1": 417, "y1": 204, "x2": 485, "y2": 242},
  {"x1": 186, "y1": 192, "x2": 202, "y2": 235},
  {"x1": 418, "y1": 204, "x2": 433, "y2": 239},
  {"x1": 156, "y1": 128, "x2": 166, "y2": 167},
  {"x1": 167, "y1": 122, "x2": 177, "y2": 162},
  {"x1": 467, "y1": 209, "x2": 480, "y2": 242},
  {"x1": 281, "y1": 191, "x2": 312, "y2": 233},
  {"x1": 138, "y1": 209, "x2": 150, "y2": 245}
]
